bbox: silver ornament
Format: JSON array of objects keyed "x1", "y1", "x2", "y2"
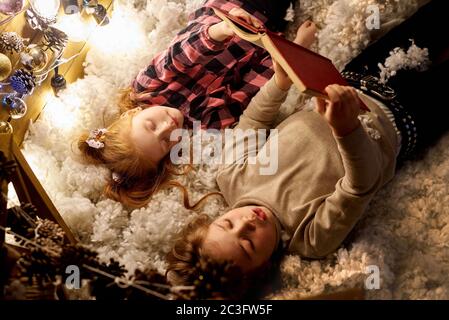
[
  {"x1": 0, "y1": 0, "x2": 23, "y2": 15},
  {"x1": 20, "y1": 44, "x2": 47, "y2": 72},
  {"x1": 2, "y1": 94, "x2": 27, "y2": 119},
  {"x1": 0, "y1": 120, "x2": 13, "y2": 134}
]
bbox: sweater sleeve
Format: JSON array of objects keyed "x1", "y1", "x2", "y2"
[
  {"x1": 235, "y1": 76, "x2": 289, "y2": 131},
  {"x1": 289, "y1": 124, "x2": 386, "y2": 259},
  {"x1": 218, "y1": 77, "x2": 289, "y2": 168}
]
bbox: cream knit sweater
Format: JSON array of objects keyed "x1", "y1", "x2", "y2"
[{"x1": 216, "y1": 77, "x2": 399, "y2": 258}]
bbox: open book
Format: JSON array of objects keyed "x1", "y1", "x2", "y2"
[{"x1": 213, "y1": 7, "x2": 370, "y2": 112}]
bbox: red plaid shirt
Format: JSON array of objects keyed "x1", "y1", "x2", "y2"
[{"x1": 130, "y1": 0, "x2": 274, "y2": 129}]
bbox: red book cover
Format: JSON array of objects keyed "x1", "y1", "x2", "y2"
[
  {"x1": 266, "y1": 30, "x2": 349, "y2": 95},
  {"x1": 212, "y1": 7, "x2": 370, "y2": 112}
]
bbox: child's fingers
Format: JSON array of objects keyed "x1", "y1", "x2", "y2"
[
  {"x1": 348, "y1": 87, "x2": 360, "y2": 104},
  {"x1": 229, "y1": 8, "x2": 261, "y2": 28},
  {"x1": 303, "y1": 20, "x2": 312, "y2": 27},
  {"x1": 325, "y1": 85, "x2": 343, "y2": 107},
  {"x1": 314, "y1": 97, "x2": 327, "y2": 115},
  {"x1": 251, "y1": 17, "x2": 262, "y2": 28}
]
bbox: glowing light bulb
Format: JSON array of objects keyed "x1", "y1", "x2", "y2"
[{"x1": 29, "y1": 0, "x2": 60, "y2": 20}]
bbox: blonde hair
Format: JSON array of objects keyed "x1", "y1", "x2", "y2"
[
  {"x1": 77, "y1": 93, "x2": 221, "y2": 208},
  {"x1": 166, "y1": 214, "x2": 283, "y2": 299},
  {"x1": 118, "y1": 87, "x2": 139, "y2": 114}
]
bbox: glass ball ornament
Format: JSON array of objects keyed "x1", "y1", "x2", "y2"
[
  {"x1": 29, "y1": 0, "x2": 60, "y2": 20},
  {"x1": 0, "y1": 0, "x2": 24, "y2": 15},
  {"x1": 2, "y1": 94, "x2": 27, "y2": 119},
  {"x1": 0, "y1": 52, "x2": 12, "y2": 81},
  {"x1": 20, "y1": 44, "x2": 48, "y2": 72},
  {"x1": 0, "y1": 120, "x2": 13, "y2": 134}
]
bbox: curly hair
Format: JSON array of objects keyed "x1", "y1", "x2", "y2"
[{"x1": 166, "y1": 214, "x2": 284, "y2": 299}]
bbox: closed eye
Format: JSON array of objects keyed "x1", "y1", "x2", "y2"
[
  {"x1": 240, "y1": 242, "x2": 252, "y2": 260},
  {"x1": 242, "y1": 237, "x2": 255, "y2": 251},
  {"x1": 216, "y1": 219, "x2": 232, "y2": 231},
  {"x1": 146, "y1": 120, "x2": 155, "y2": 131}
]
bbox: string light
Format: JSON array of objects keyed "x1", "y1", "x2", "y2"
[{"x1": 29, "y1": 0, "x2": 60, "y2": 20}]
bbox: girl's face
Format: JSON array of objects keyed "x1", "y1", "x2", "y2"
[
  {"x1": 127, "y1": 106, "x2": 184, "y2": 164},
  {"x1": 203, "y1": 206, "x2": 278, "y2": 272}
]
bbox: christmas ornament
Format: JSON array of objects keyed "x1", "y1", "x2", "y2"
[
  {"x1": 29, "y1": 0, "x2": 60, "y2": 20},
  {"x1": 43, "y1": 27, "x2": 68, "y2": 52},
  {"x1": 10, "y1": 69, "x2": 36, "y2": 95},
  {"x1": 92, "y1": 4, "x2": 109, "y2": 26},
  {"x1": 0, "y1": 31, "x2": 25, "y2": 54},
  {"x1": 20, "y1": 44, "x2": 48, "y2": 72},
  {"x1": 25, "y1": 7, "x2": 55, "y2": 31},
  {"x1": 62, "y1": 0, "x2": 80, "y2": 14},
  {"x1": 0, "y1": 120, "x2": 13, "y2": 134},
  {"x1": 0, "y1": 0, "x2": 24, "y2": 15},
  {"x1": 0, "y1": 52, "x2": 12, "y2": 81},
  {"x1": 82, "y1": 0, "x2": 98, "y2": 14},
  {"x1": 3, "y1": 202, "x2": 202, "y2": 301},
  {"x1": 51, "y1": 66, "x2": 66, "y2": 96},
  {"x1": 2, "y1": 94, "x2": 28, "y2": 119}
]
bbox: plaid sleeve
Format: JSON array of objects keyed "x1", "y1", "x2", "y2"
[
  {"x1": 198, "y1": 53, "x2": 274, "y2": 129},
  {"x1": 168, "y1": 24, "x2": 233, "y2": 73},
  {"x1": 133, "y1": 8, "x2": 233, "y2": 92}
]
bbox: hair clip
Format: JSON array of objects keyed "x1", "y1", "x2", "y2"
[
  {"x1": 112, "y1": 171, "x2": 122, "y2": 184},
  {"x1": 86, "y1": 128, "x2": 107, "y2": 149}
]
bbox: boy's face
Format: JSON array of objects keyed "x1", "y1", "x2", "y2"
[
  {"x1": 126, "y1": 106, "x2": 184, "y2": 164},
  {"x1": 203, "y1": 206, "x2": 278, "y2": 272}
]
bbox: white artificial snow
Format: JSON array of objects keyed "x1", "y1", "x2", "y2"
[
  {"x1": 378, "y1": 40, "x2": 430, "y2": 83},
  {"x1": 19, "y1": 0, "x2": 449, "y2": 299}
]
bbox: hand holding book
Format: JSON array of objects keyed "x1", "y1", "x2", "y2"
[
  {"x1": 209, "y1": 8, "x2": 262, "y2": 41},
  {"x1": 273, "y1": 60, "x2": 293, "y2": 91},
  {"x1": 212, "y1": 7, "x2": 370, "y2": 112},
  {"x1": 315, "y1": 85, "x2": 362, "y2": 137},
  {"x1": 273, "y1": 21, "x2": 318, "y2": 91}
]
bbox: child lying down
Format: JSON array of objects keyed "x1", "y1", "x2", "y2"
[
  {"x1": 77, "y1": 0, "x2": 314, "y2": 208},
  {"x1": 166, "y1": 0, "x2": 449, "y2": 298}
]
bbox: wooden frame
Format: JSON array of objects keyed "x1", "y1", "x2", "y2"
[{"x1": 0, "y1": 0, "x2": 114, "y2": 246}]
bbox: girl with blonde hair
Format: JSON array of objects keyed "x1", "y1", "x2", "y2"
[{"x1": 78, "y1": 0, "x2": 315, "y2": 208}]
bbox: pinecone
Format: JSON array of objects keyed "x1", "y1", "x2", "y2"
[
  {"x1": 10, "y1": 69, "x2": 36, "y2": 95},
  {"x1": 0, "y1": 32, "x2": 25, "y2": 54},
  {"x1": 35, "y1": 219, "x2": 66, "y2": 245},
  {"x1": 126, "y1": 268, "x2": 173, "y2": 300},
  {"x1": 25, "y1": 8, "x2": 56, "y2": 31},
  {"x1": 16, "y1": 246, "x2": 59, "y2": 286},
  {"x1": 185, "y1": 256, "x2": 246, "y2": 300},
  {"x1": 43, "y1": 27, "x2": 68, "y2": 52},
  {"x1": 0, "y1": 150, "x2": 17, "y2": 182}
]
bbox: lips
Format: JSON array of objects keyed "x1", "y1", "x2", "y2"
[{"x1": 252, "y1": 208, "x2": 267, "y2": 221}]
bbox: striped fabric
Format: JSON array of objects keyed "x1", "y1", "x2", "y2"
[{"x1": 130, "y1": 0, "x2": 274, "y2": 129}]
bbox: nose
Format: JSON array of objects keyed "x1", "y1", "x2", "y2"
[
  {"x1": 234, "y1": 215, "x2": 256, "y2": 235},
  {"x1": 156, "y1": 120, "x2": 174, "y2": 137}
]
